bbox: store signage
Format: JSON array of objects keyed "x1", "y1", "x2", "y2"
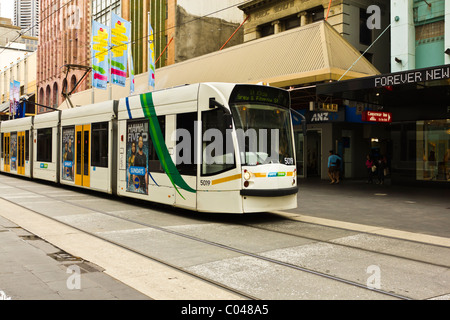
[
  {"x1": 362, "y1": 111, "x2": 392, "y2": 123},
  {"x1": 307, "y1": 109, "x2": 345, "y2": 123},
  {"x1": 374, "y1": 65, "x2": 450, "y2": 87},
  {"x1": 319, "y1": 103, "x2": 338, "y2": 112}
]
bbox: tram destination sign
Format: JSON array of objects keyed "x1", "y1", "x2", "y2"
[{"x1": 230, "y1": 85, "x2": 290, "y2": 109}]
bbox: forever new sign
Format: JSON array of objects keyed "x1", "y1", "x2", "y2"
[{"x1": 374, "y1": 65, "x2": 450, "y2": 87}]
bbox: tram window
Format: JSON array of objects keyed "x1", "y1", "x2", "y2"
[
  {"x1": 201, "y1": 108, "x2": 235, "y2": 176},
  {"x1": 1, "y1": 133, "x2": 3, "y2": 158},
  {"x1": 25, "y1": 130, "x2": 29, "y2": 161},
  {"x1": 148, "y1": 116, "x2": 165, "y2": 173},
  {"x1": 37, "y1": 128, "x2": 52, "y2": 162},
  {"x1": 176, "y1": 112, "x2": 197, "y2": 176},
  {"x1": 91, "y1": 122, "x2": 109, "y2": 168}
]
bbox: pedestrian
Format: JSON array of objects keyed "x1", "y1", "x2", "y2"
[
  {"x1": 365, "y1": 154, "x2": 374, "y2": 184},
  {"x1": 377, "y1": 155, "x2": 386, "y2": 184},
  {"x1": 328, "y1": 150, "x2": 342, "y2": 184}
]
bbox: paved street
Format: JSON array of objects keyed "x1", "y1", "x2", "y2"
[{"x1": 0, "y1": 175, "x2": 449, "y2": 301}]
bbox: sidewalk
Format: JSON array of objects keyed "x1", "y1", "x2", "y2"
[
  {"x1": 287, "y1": 178, "x2": 449, "y2": 240},
  {"x1": 0, "y1": 215, "x2": 150, "y2": 300}
]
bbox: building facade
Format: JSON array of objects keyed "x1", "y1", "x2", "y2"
[
  {"x1": 14, "y1": 0, "x2": 40, "y2": 37},
  {"x1": 37, "y1": 0, "x2": 91, "y2": 112},
  {"x1": 316, "y1": 0, "x2": 450, "y2": 185},
  {"x1": 239, "y1": 0, "x2": 391, "y2": 73},
  {"x1": 0, "y1": 50, "x2": 36, "y2": 118}
]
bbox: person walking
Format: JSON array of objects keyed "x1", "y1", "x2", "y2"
[
  {"x1": 365, "y1": 154, "x2": 374, "y2": 184},
  {"x1": 328, "y1": 150, "x2": 342, "y2": 184},
  {"x1": 377, "y1": 155, "x2": 387, "y2": 184}
]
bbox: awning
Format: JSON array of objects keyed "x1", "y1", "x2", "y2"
[
  {"x1": 316, "y1": 64, "x2": 450, "y2": 96},
  {"x1": 0, "y1": 101, "x2": 10, "y2": 113},
  {"x1": 155, "y1": 20, "x2": 380, "y2": 90}
]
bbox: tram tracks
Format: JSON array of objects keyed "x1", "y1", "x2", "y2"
[{"x1": 2, "y1": 178, "x2": 448, "y2": 300}]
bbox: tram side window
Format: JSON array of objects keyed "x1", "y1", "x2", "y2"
[
  {"x1": 91, "y1": 122, "x2": 109, "y2": 168},
  {"x1": 176, "y1": 112, "x2": 197, "y2": 176},
  {"x1": 25, "y1": 130, "x2": 29, "y2": 161},
  {"x1": 1, "y1": 133, "x2": 3, "y2": 158},
  {"x1": 37, "y1": 128, "x2": 52, "y2": 162},
  {"x1": 148, "y1": 116, "x2": 165, "y2": 173},
  {"x1": 201, "y1": 108, "x2": 235, "y2": 176}
]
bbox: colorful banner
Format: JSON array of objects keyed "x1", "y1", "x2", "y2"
[
  {"x1": 111, "y1": 13, "x2": 131, "y2": 87},
  {"x1": 128, "y1": 46, "x2": 135, "y2": 94},
  {"x1": 91, "y1": 20, "x2": 110, "y2": 90},
  {"x1": 148, "y1": 22, "x2": 155, "y2": 89},
  {"x1": 9, "y1": 80, "x2": 20, "y2": 117}
]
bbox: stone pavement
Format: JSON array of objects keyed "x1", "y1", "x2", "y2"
[
  {"x1": 0, "y1": 176, "x2": 448, "y2": 300},
  {"x1": 287, "y1": 178, "x2": 449, "y2": 240},
  {"x1": 0, "y1": 215, "x2": 150, "y2": 300}
]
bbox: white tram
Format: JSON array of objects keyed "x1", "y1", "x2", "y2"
[{"x1": 0, "y1": 83, "x2": 297, "y2": 213}]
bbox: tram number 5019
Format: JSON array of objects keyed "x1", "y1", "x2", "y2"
[{"x1": 200, "y1": 180, "x2": 211, "y2": 187}]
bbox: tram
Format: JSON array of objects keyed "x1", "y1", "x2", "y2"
[{"x1": 0, "y1": 83, "x2": 297, "y2": 213}]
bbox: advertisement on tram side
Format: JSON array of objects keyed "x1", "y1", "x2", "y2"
[
  {"x1": 126, "y1": 120, "x2": 149, "y2": 195},
  {"x1": 62, "y1": 127, "x2": 75, "y2": 181}
]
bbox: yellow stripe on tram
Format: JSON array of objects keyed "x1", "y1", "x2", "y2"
[{"x1": 212, "y1": 174, "x2": 242, "y2": 185}]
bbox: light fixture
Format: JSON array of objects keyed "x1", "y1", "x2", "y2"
[
  {"x1": 445, "y1": 48, "x2": 450, "y2": 55},
  {"x1": 395, "y1": 57, "x2": 402, "y2": 63}
]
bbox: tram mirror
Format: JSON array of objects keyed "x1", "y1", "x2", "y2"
[{"x1": 209, "y1": 97, "x2": 231, "y2": 115}]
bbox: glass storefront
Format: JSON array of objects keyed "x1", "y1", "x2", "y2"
[{"x1": 416, "y1": 120, "x2": 450, "y2": 182}]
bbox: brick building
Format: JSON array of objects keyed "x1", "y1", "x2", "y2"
[{"x1": 37, "y1": 0, "x2": 90, "y2": 112}]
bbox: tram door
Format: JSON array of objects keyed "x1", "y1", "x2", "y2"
[
  {"x1": 17, "y1": 131, "x2": 25, "y2": 175},
  {"x1": 75, "y1": 125, "x2": 90, "y2": 187},
  {"x1": 3, "y1": 133, "x2": 10, "y2": 172}
]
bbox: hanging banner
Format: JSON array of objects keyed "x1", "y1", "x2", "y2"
[
  {"x1": 10, "y1": 80, "x2": 20, "y2": 117},
  {"x1": 111, "y1": 13, "x2": 131, "y2": 87},
  {"x1": 148, "y1": 22, "x2": 155, "y2": 89},
  {"x1": 9, "y1": 82, "x2": 14, "y2": 116},
  {"x1": 128, "y1": 46, "x2": 135, "y2": 94},
  {"x1": 91, "y1": 20, "x2": 110, "y2": 90}
]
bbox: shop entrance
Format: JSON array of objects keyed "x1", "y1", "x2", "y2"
[{"x1": 306, "y1": 130, "x2": 321, "y2": 177}]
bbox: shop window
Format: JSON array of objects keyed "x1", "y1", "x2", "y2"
[{"x1": 416, "y1": 120, "x2": 450, "y2": 182}]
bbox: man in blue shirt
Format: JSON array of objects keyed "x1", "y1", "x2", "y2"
[{"x1": 327, "y1": 150, "x2": 342, "y2": 184}]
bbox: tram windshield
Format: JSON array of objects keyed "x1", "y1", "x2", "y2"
[
  {"x1": 230, "y1": 103, "x2": 294, "y2": 166},
  {"x1": 227, "y1": 85, "x2": 294, "y2": 166}
]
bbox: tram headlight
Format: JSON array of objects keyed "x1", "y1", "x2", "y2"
[{"x1": 243, "y1": 171, "x2": 251, "y2": 181}]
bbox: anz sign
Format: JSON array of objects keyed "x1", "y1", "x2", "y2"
[{"x1": 308, "y1": 111, "x2": 345, "y2": 123}]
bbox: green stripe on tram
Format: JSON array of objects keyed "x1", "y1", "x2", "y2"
[{"x1": 140, "y1": 93, "x2": 196, "y2": 199}]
